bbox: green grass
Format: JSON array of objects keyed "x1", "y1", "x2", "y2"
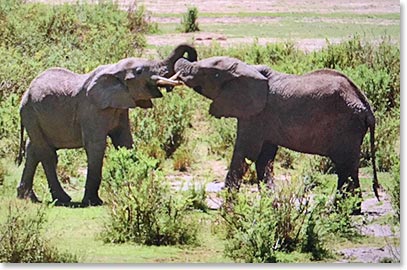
[
  {"x1": 155, "y1": 20, "x2": 399, "y2": 41},
  {"x1": 41, "y1": 207, "x2": 228, "y2": 263},
  {"x1": 151, "y1": 17, "x2": 400, "y2": 41},
  {"x1": 154, "y1": 12, "x2": 400, "y2": 20},
  {"x1": 151, "y1": 10, "x2": 399, "y2": 42}
]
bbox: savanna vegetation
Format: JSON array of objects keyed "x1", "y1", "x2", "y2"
[{"x1": 0, "y1": 0, "x2": 400, "y2": 263}]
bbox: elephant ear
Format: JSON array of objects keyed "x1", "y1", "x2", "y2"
[
  {"x1": 209, "y1": 64, "x2": 268, "y2": 119},
  {"x1": 86, "y1": 70, "x2": 136, "y2": 110}
]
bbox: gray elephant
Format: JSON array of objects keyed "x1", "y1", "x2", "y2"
[
  {"x1": 16, "y1": 44, "x2": 197, "y2": 206},
  {"x1": 174, "y1": 56, "x2": 380, "y2": 208}
]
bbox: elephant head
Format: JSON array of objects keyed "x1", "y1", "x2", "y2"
[
  {"x1": 174, "y1": 57, "x2": 268, "y2": 119},
  {"x1": 85, "y1": 44, "x2": 197, "y2": 110}
]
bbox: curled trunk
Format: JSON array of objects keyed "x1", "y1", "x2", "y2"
[{"x1": 160, "y1": 44, "x2": 197, "y2": 77}]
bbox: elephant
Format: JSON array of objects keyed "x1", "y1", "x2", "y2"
[
  {"x1": 174, "y1": 56, "x2": 380, "y2": 210},
  {"x1": 16, "y1": 44, "x2": 197, "y2": 206}
]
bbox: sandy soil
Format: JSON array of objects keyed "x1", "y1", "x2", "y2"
[
  {"x1": 28, "y1": 0, "x2": 399, "y2": 51},
  {"x1": 27, "y1": 0, "x2": 400, "y2": 14}
]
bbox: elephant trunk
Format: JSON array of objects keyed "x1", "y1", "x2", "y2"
[
  {"x1": 160, "y1": 44, "x2": 197, "y2": 77},
  {"x1": 174, "y1": 58, "x2": 197, "y2": 77}
]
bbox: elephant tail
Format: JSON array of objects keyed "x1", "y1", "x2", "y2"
[
  {"x1": 15, "y1": 120, "x2": 25, "y2": 166},
  {"x1": 368, "y1": 114, "x2": 380, "y2": 201}
]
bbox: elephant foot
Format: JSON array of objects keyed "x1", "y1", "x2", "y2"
[
  {"x1": 351, "y1": 208, "x2": 362, "y2": 215},
  {"x1": 224, "y1": 178, "x2": 241, "y2": 192},
  {"x1": 17, "y1": 188, "x2": 41, "y2": 203},
  {"x1": 81, "y1": 195, "x2": 103, "y2": 207},
  {"x1": 52, "y1": 192, "x2": 72, "y2": 205}
]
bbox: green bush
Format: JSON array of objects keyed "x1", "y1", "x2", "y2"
[
  {"x1": 172, "y1": 144, "x2": 193, "y2": 171},
  {"x1": 130, "y1": 88, "x2": 194, "y2": 160},
  {"x1": 56, "y1": 149, "x2": 87, "y2": 186},
  {"x1": 0, "y1": 201, "x2": 77, "y2": 263},
  {"x1": 179, "y1": 6, "x2": 200, "y2": 33},
  {"x1": 218, "y1": 159, "x2": 364, "y2": 263},
  {"x1": 206, "y1": 117, "x2": 236, "y2": 158},
  {"x1": 0, "y1": 161, "x2": 5, "y2": 186},
  {"x1": 0, "y1": 94, "x2": 20, "y2": 158},
  {"x1": 183, "y1": 181, "x2": 209, "y2": 213},
  {"x1": 219, "y1": 174, "x2": 329, "y2": 262},
  {"x1": 389, "y1": 160, "x2": 400, "y2": 223},
  {"x1": 102, "y1": 147, "x2": 198, "y2": 246},
  {"x1": 126, "y1": 4, "x2": 159, "y2": 35}
]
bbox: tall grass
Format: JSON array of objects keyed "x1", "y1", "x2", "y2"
[{"x1": 0, "y1": 201, "x2": 77, "y2": 263}]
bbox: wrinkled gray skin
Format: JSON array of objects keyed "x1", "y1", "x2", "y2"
[
  {"x1": 16, "y1": 44, "x2": 197, "y2": 206},
  {"x1": 175, "y1": 57, "x2": 379, "y2": 210}
]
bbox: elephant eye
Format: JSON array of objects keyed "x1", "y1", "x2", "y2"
[
  {"x1": 135, "y1": 67, "x2": 143, "y2": 75},
  {"x1": 215, "y1": 73, "x2": 220, "y2": 78}
]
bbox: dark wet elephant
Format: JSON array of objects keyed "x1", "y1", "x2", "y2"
[{"x1": 174, "y1": 56, "x2": 379, "y2": 213}]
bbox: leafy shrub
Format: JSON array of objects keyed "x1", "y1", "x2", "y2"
[
  {"x1": 184, "y1": 181, "x2": 209, "y2": 213},
  {"x1": 130, "y1": 89, "x2": 194, "y2": 160},
  {"x1": 0, "y1": 161, "x2": 5, "y2": 186},
  {"x1": 0, "y1": 94, "x2": 20, "y2": 158},
  {"x1": 172, "y1": 144, "x2": 193, "y2": 171},
  {"x1": 219, "y1": 173, "x2": 329, "y2": 262},
  {"x1": 206, "y1": 117, "x2": 236, "y2": 158},
  {"x1": 126, "y1": 4, "x2": 159, "y2": 35},
  {"x1": 218, "y1": 159, "x2": 364, "y2": 262},
  {"x1": 56, "y1": 149, "x2": 87, "y2": 186},
  {"x1": 179, "y1": 6, "x2": 200, "y2": 33},
  {"x1": 0, "y1": 201, "x2": 77, "y2": 263},
  {"x1": 389, "y1": 160, "x2": 400, "y2": 223},
  {"x1": 274, "y1": 148, "x2": 297, "y2": 170},
  {"x1": 102, "y1": 147, "x2": 198, "y2": 246}
]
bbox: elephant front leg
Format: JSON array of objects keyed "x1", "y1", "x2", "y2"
[
  {"x1": 256, "y1": 143, "x2": 278, "y2": 189},
  {"x1": 224, "y1": 119, "x2": 264, "y2": 191},
  {"x1": 82, "y1": 142, "x2": 106, "y2": 206},
  {"x1": 225, "y1": 152, "x2": 249, "y2": 190}
]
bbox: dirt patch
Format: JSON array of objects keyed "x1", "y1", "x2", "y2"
[
  {"x1": 146, "y1": 33, "x2": 343, "y2": 52},
  {"x1": 339, "y1": 246, "x2": 400, "y2": 263}
]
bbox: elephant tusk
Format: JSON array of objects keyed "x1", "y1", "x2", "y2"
[
  {"x1": 151, "y1": 75, "x2": 184, "y2": 87},
  {"x1": 169, "y1": 71, "x2": 181, "y2": 81}
]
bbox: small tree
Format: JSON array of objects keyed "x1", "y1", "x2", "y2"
[{"x1": 180, "y1": 6, "x2": 200, "y2": 33}]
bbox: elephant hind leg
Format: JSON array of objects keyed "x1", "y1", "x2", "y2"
[
  {"x1": 39, "y1": 146, "x2": 71, "y2": 204},
  {"x1": 256, "y1": 143, "x2": 278, "y2": 188},
  {"x1": 333, "y1": 157, "x2": 362, "y2": 214},
  {"x1": 17, "y1": 140, "x2": 41, "y2": 202}
]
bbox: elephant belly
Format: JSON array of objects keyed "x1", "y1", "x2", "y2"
[
  {"x1": 265, "y1": 110, "x2": 364, "y2": 157},
  {"x1": 28, "y1": 100, "x2": 84, "y2": 149},
  {"x1": 39, "y1": 119, "x2": 83, "y2": 149}
]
